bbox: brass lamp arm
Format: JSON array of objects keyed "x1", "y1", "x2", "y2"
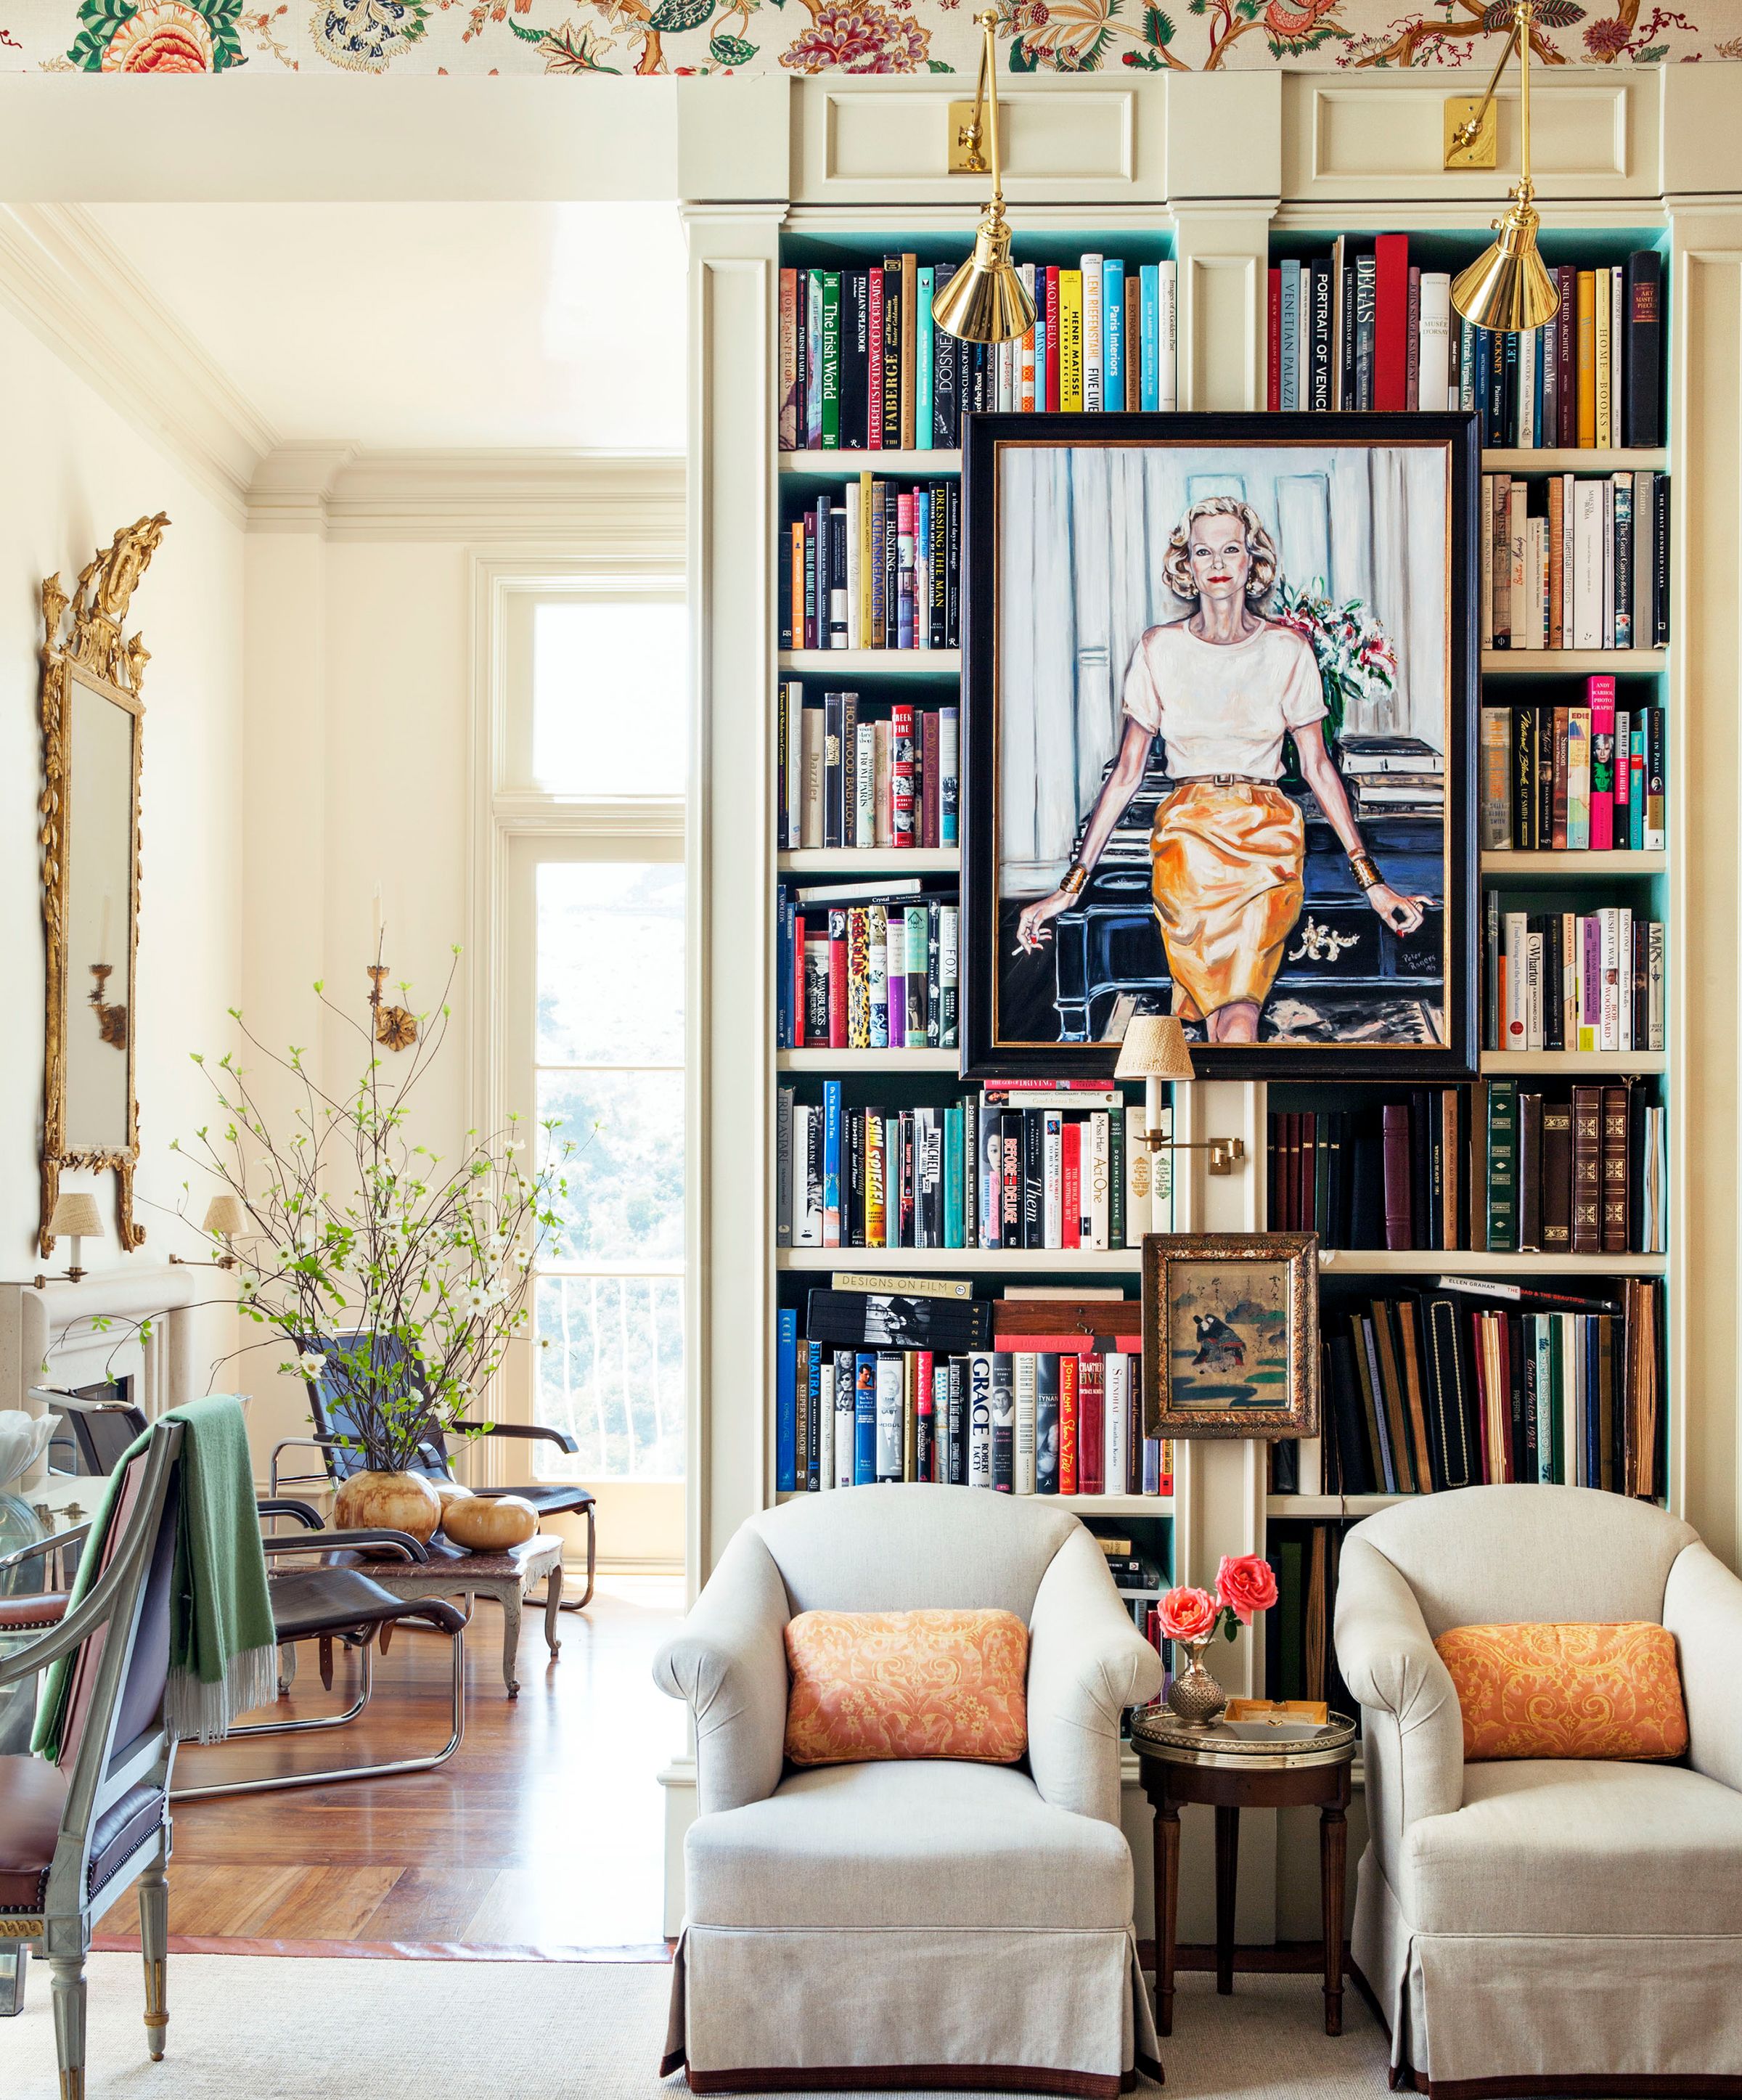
[
  {"x1": 954, "y1": 10, "x2": 1003, "y2": 197},
  {"x1": 1140, "y1": 1134, "x2": 1249, "y2": 1176},
  {"x1": 1451, "y1": 11, "x2": 1524, "y2": 158}
]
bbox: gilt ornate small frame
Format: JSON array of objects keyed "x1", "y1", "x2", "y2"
[
  {"x1": 1140, "y1": 1231, "x2": 1321, "y2": 1442},
  {"x1": 38, "y1": 513, "x2": 168, "y2": 1259}
]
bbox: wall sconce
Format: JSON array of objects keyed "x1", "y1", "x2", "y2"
[
  {"x1": 1113, "y1": 1017, "x2": 1248, "y2": 1177},
  {"x1": 1445, "y1": 0, "x2": 1560, "y2": 334},
  {"x1": 46, "y1": 1193, "x2": 104, "y2": 1283},
  {"x1": 934, "y1": 9, "x2": 1036, "y2": 347}
]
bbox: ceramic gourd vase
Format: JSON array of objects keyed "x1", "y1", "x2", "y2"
[
  {"x1": 441, "y1": 1493, "x2": 538, "y2": 1554},
  {"x1": 1166, "y1": 1636, "x2": 1230, "y2": 1730},
  {"x1": 334, "y1": 1469, "x2": 442, "y2": 1545}
]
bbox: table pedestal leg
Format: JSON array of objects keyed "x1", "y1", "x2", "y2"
[
  {"x1": 1321, "y1": 1805, "x2": 1346, "y2": 2036},
  {"x1": 1153, "y1": 1800, "x2": 1180, "y2": 2037},
  {"x1": 1214, "y1": 1805, "x2": 1240, "y2": 1997},
  {"x1": 502, "y1": 1585, "x2": 522, "y2": 1698},
  {"x1": 543, "y1": 1558, "x2": 564, "y2": 1658}
]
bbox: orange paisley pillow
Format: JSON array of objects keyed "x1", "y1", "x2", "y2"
[
  {"x1": 784, "y1": 1608, "x2": 1029, "y2": 1767},
  {"x1": 1434, "y1": 1621, "x2": 1688, "y2": 1762}
]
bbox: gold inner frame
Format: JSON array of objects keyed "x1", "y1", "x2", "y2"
[{"x1": 38, "y1": 514, "x2": 168, "y2": 1260}]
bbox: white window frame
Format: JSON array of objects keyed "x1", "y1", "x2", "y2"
[{"x1": 469, "y1": 542, "x2": 689, "y2": 1490}]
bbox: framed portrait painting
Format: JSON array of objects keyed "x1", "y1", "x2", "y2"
[
  {"x1": 1140, "y1": 1232, "x2": 1320, "y2": 1442},
  {"x1": 960, "y1": 413, "x2": 1481, "y2": 1079}
]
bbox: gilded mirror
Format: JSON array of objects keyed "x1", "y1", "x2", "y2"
[{"x1": 38, "y1": 514, "x2": 168, "y2": 1259}]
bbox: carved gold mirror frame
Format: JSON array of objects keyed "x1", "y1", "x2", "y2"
[{"x1": 38, "y1": 513, "x2": 168, "y2": 1260}]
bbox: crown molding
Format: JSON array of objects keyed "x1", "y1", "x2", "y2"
[
  {"x1": 248, "y1": 445, "x2": 687, "y2": 550},
  {"x1": 0, "y1": 203, "x2": 277, "y2": 520}
]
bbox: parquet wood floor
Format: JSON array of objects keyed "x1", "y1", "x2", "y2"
[{"x1": 93, "y1": 1574, "x2": 684, "y2": 1958}]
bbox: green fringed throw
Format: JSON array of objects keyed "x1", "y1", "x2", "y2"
[{"x1": 33, "y1": 1393, "x2": 277, "y2": 1756}]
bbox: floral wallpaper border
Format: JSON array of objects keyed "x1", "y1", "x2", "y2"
[{"x1": 3, "y1": 0, "x2": 1738, "y2": 86}]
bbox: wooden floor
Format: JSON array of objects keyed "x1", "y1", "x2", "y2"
[{"x1": 94, "y1": 1574, "x2": 684, "y2": 1958}]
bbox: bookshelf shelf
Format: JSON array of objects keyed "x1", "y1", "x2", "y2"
[
  {"x1": 777, "y1": 1490, "x2": 1173, "y2": 1516},
  {"x1": 780, "y1": 450, "x2": 962, "y2": 476},
  {"x1": 1481, "y1": 1050, "x2": 1666, "y2": 1074},
  {"x1": 777, "y1": 1048, "x2": 961, "y2": 1071},
  {"x1": 1482, "y1": 449, "x2": 1669, "y2": 473},
  {"x1": 780, "y1": 848, "x2": 960, "y2": 874},
  {"x1": 776, "y1": 1246, "x2": 1140, "y2": 1272},
  {"x1": 1479, "y1": 650, "x2": 1666, "y2": 676},
  {"x1": 780, "y1": 650, "x2": 962, "y2": 677},
  {"x1": 1480, "y1": 851, "x2": 1667, "y2": 875},
  {"x1": 1267, "y1": 1495, "x2": 1410, "y2": 1519},
  {"x1": 1317, "y1": 1250, "x2": 1667, "y2": 1275}
]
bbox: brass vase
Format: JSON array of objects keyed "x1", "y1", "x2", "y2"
[{"x1": 1166, "y1": 1636, "x2": 1230, "y2": 1730}]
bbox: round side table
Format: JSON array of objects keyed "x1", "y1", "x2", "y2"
[{"x1": 1131, "y1": 1708, "x2": 1357, "y2": 2040}]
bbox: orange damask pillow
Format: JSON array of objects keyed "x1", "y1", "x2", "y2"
[
  {"x1": 1434, "y1": 1621, "x2": 1688, "y2": 1762},
  {"x1": 783, "y1": 1607, "x2": 1029, "y2": 1767}
]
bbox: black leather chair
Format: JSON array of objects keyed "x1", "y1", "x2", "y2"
[{"x1": 274, "y1": 1332, "x2": 595, "y2": 1609}]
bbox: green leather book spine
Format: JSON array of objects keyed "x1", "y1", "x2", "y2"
[{"x1": 1486, "y1": 1079, "x2": 1518, "y2": 1254}]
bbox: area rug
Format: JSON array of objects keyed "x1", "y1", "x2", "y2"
[{"x1": 0, "y1": 1955, "x2": 1391, "y2": 2099}]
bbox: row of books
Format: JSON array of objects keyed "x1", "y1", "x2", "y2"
[
  {"x1": 1314, "y1": 1280, "x2": 1662, "y2": 1500},
  {"x1": 1267, "y1": 1079, "x2": 1665, "y2": 1255},
  {"x1": 1481, "y1": 471, "x2": 1668, "y2": 652},
  {"x1": 777, "y1": 1083, "x2": 1179, "y2": 1251},
  {"x1": 1265, "y1": 241, "x2": 1663, "y2": 448},
  {"x1": 1490, "y1": 904, "x2": 1664, "y2": 1055},
  {"x1": 777, "y1": 687, "x2": 960, "y2": 853},
  {"x1": 776, "y1": 1288, "x2": 1173, "y2": 1497},
  {"x1": 777, "y1": 256, "x2": 1179, "y2": 454},
  {"x1": 1264, "y1": 1524, "x2": 1353, "y2": 1715},
  {"x1": 777, "y1": 883, "x2": 959, "y2": 1051},
  {"x1": 1478, "y1": 692, "x2": 1666, "y2": 852},
  {"x1": 782, "y1": 480, "x2": 961, "y2": 652}
]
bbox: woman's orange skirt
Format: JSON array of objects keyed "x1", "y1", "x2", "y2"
[{"x1": 1150, "y1": 783, "x2": 1305, "y2": 1022}]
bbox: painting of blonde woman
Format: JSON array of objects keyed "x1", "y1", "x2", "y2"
[{"x1": 960, "y1": 416, "x2": 1479, "y2": 1079}]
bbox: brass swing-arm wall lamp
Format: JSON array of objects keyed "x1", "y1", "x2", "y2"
[
  {"x1": 1113, "y1": 1018, "x2": 1249, "y2": 1177},
  {"x1": 1444, "y1": 0, "x2": 1561, "y2": 334},
  {"x1": 934, "y1": 9, "x2": 1037, "y2": 346}
]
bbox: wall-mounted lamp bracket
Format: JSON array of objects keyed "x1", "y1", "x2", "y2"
[
  {"x1": 948, "y1": 101, "x2": 990, "y2": 174},
  {"x1": 1444, "y1": 94, "x2": 1500, "y2": 169},
  {"x1": 1141, "y1": 1134, "x2": 1248, "y2": 1177}
]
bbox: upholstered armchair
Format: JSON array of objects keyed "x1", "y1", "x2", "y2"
[
  {"x1": 653, "y1": 1485, "x2": 1164, "y2": 2097},
  {"x1": 1335, "y1": 1484, "x2": 1742, "y2": 2097}
]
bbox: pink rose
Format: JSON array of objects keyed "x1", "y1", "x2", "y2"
[
  {"x1": 1158, "y1": 1585, "x2": 1219, "y2": 1645},
  {"x1": 1216, "y1": 1553, "x2": 1280, "y2": 1626}
]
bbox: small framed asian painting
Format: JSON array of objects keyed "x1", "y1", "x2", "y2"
[
  {"x1": 959, "y1": 412, "x2": 1481, "y2": 1080},
  {"x1": 1140, "y1": 1233, "x2": 1320, "y2": 1442}
]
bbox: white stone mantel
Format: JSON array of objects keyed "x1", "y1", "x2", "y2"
[{"x1": 0, "y1": 1264, "x2": 198, "y2": 1487}]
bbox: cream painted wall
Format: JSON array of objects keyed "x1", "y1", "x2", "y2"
[{"x1": 0, "y1": 299, "x2": 244, "y2": 1397}]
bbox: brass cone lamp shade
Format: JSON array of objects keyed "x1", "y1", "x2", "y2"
[
  {"x1": 932, "y1": 208, "x2": 1036, "y2": 346},
  {"x1": 1451, "y1": 190, "x2": 1560, "y2": 333}
]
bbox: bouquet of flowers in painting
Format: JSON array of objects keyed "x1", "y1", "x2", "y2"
[{"x1": 1269, "y1": 579, "x2": 1400, "y2": 745}]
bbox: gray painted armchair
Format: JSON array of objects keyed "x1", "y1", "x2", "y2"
[
  {"x1": 653, "y1": 1485, "x2": 1164, "y2": 2098},
  {"x1": 1335, "y1": 1484, "x2": 1742, "y2": 2099}
]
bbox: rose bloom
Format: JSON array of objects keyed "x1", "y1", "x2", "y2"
[
  {"x1": 1216, "y1": 1553, "x2": 1280, "y2": 1625},
  {"x1": 1157, "y1": 1585, "x2": 1219, "y2": 1645}
]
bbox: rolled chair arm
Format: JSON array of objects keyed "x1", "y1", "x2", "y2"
[
  {"x1": 1333, "y1": 1533, "x2": 1463, "y2": 1883},
  {"x1": 653, "y1": 1524, "x2": 792, "y2": 1815},
  {"x1": 1027, "y1": 1523, "x2": 1164, "y2": 1825},
  {"x1": 1664, "y1": 1540, "x2": 1742, "y2": 1795},
  {"x1": 260, "y1": 1528, "x2": 430, "y2": 1564},
  {"x1": 451, "y1": 1421, "x2": 581, "y2": 1455}
]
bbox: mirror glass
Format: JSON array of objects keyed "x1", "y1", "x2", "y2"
[{"x1": 62, "y1": 669, "x2": 136, "y2": 1156}]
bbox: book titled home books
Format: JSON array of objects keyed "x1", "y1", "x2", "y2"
[{"x1": 778, "y1": 253, "x2": 1178, "y2": 452}]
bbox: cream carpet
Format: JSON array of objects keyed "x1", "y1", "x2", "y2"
[{"x1": 0, "y1": 1955, "x2": 1392, "y2": 2099}]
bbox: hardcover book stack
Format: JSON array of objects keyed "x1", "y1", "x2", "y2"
[
  {"x1": 777, "y1": 253, "x2": 1179, "y2": 453},
  {"x1": 777, "y1": 690, "x2": 960, "y2": 851},
  {"x1": 1479, "y1": 472, "x2": 1668, "y2": 650},
  {"x1": 777, "y1": 1081, "x2": 1178, "y2": 1251},
  {"x1": 1314, "y1": 1278, "x2": 1662, "y2": 1499},
  {"x1": 1479, "y1": 687, "x2": 1665, "y2": 850},
  {"x1": 777, "y1": 881, "x2": 959, "y2": 1051},
  {"x1": 776, "y1": 1285, "x2": 1173, "y2": 1498},
  {"x1": 1267, "y1": 1080, "x2": 1665, "y2": 1255},
  {"x1": 1266, "y1": 240, "x2": 1663, "y2": 446},
  {"x1": 782, "y1": 479, "x2": 961, "y2": 651},
  {"x1": 1489, "y1": 905, "x2": 1664, "y2": 1054}
]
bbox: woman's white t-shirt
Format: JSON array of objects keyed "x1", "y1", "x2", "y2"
[{"x1": 1120, "y1": 619, "x2": 1327, "y2": 781}]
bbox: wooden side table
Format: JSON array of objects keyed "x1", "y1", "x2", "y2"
[
  {"x1": 1132, "y1": 1709, "x2": 1357, "y2": 2040},
  {"x1": 371, "y1": 1532, "x2": 565, "y2": 1696}
]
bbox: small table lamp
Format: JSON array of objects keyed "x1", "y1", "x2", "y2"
[
  {"x1": 48, "y1": 1192, "x2": 104, "y2": 1282},
  {"x1": 202, "y1": 1194, "x2": 248, "y2": 1269},
  {"x1": 1113, "y1": 1016, "x2": 1248, "y2": 1177}
]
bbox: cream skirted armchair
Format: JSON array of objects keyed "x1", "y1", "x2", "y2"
[
  {"x1": 1334, "y1": 1484, "x2": 1742, "y2": 2097},
  {"x1": 653, "y1": 1485, "x2": 1164, "y2": 2096}
]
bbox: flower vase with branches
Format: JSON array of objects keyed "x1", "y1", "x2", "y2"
[{"x1": 174, "y1": 949, "x2": 573, "y2": 1539}]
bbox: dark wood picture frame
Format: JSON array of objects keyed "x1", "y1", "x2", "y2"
[
  {"x1": 1140, "y1": 1230, "x2": 1321, "y2": 1441},
  {"x1": 959, "y1": 412, "x2": 1481, "y2": 1080}
]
